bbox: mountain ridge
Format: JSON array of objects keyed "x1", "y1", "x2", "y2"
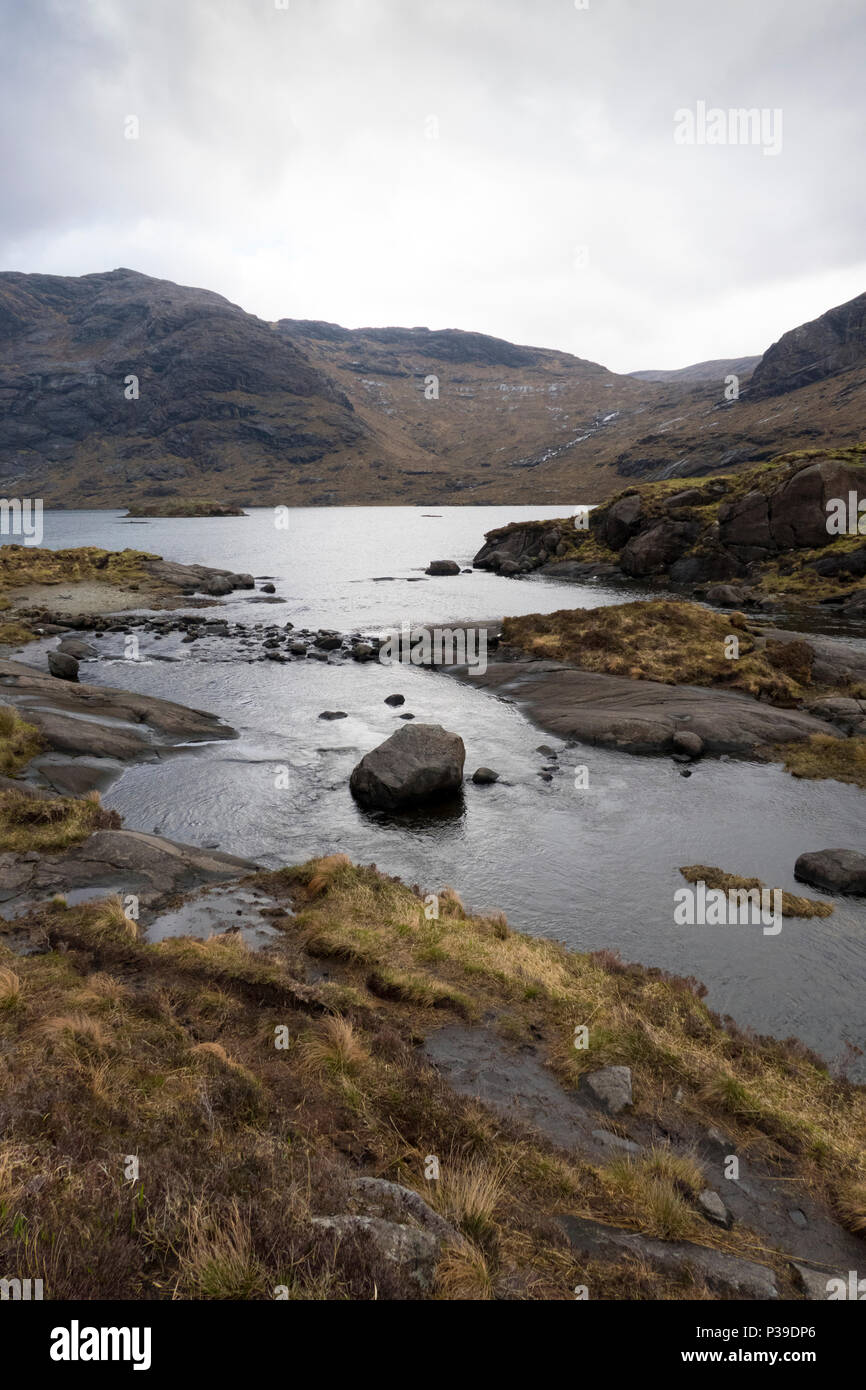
[{"x1": 0, "y1": 269, "x2": 864, "y2": 506}]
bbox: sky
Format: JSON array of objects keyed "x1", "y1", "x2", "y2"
[{"x1": 1, "y1": 0, "x2": 864, "y2": 373}]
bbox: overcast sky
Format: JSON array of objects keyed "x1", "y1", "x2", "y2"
[{"x1": 1, "y1": 0, "x2": 863, "y2": 372}]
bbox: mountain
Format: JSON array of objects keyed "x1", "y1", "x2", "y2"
[
  {"x1": 629, "y1": 356, "x2": 760, "y2": 385},
  {"x1": 0, "y1": 270, "x2": 864, "y2": 506},
  {"x1": 747, "y1": 290, "x2": 866, "y2": 398}
]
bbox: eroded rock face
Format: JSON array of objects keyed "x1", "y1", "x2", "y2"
[
  {"x1": 0, "y1": 828, "x2": 256, "y2": 911},
  {"x1": 349, "y1": 723, "x2": 465, "y2": 809},
  {"x1": 0, "y1": 658, "x2": 237, "y2": 792}
]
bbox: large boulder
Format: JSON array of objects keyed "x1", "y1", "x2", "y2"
[
  {"x1": 768, "y1": 460, "x2": 863, "y2": 549},
  {"x1": 599, "y1": 493, "x2": 642, "y2": 549},
  {"x1": 350, "y1": 724, "x2": 465, "y2": 809},
  {"x1": 794, "y1": 848, "x2": 866, "y2": 896},
  {"x1": 718, "y1": 490, "x2": 772, "y2": 552},
  {"x1": 47, "y1": 650, "x2": 79, "y2": 682},
  {"x1": 619, "y1": 519, "x2": 698, "y2": 577}
]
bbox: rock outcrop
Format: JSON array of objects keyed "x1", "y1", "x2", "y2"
[
  {"x1": 474, "y1": 450, "x2": 866, "y2": 600},
  {"x1": 0, "y1": 658, "x2": 236, "y2": 794},
  {"x1": 748, "y1": 290, "x2": 866, "y2": 399},
  {"x1": 448, "y1": 660, "x2": 837, "y2": 756}
]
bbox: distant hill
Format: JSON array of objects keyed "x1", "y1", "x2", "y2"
[
  {"x1": 629, "y1": 356, "x2": 760, "y2": 385},
  {"x1": 0, "y1": 270, "x2": 864, "y2": 506}
]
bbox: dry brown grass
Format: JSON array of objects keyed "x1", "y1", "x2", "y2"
[
  {"x1": 0, "y1": 704, "x2": 43, "y2": 775},
  {"x1": 502, "y1": 600, "x2": 851, "y2": 708},
  {"x1": 834, "y1": 1177, "x2": 866, "y2": 1233},
  {"x1": 41, "y1": 1011, "x2": 109, "y2": 1053},
  {"x1": 0, "y1": 857, "x2": 862, "y2": 1301},
  {"x1": 0, "y1": 965, "x2": 21, "y2": 1005},
  {"x1": 434, "y1": 1240, "x2": 496, "y2": 1300},
  {"x1": 299, "y1": 1015, "x2": 369, "y2": 1075},
  {"x1": 0, "y1": 787, "x2": 122, "y2": 852},
  {"x1": 779, "y1": 733, "x2": 866, "y2": 790}
]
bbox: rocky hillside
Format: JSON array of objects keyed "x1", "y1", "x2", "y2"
[
  {"x1": 1, "y1": 270, "x2": 865, "y2": 506},
  {"x1": 748, "y1": 291, "x2": 866, "y2": 399},
  {"x1": 474, "y1": 445, "x2": 866, "y2": 617}
]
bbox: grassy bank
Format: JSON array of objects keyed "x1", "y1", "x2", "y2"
[
  {"x1": 0, "y1": 545, "x2": 158, "y2": 643},
  {"x1": 1, "y1": 857, "x2": 862, "y2": 1300},
  {"x1": 502, "y1": 600, "x2": 864, "y2": 705},
  {"x1": 0, "y1": 707, "x2": 44, "y2": 776}
]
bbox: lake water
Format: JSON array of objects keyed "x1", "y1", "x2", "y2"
[{"x1": 12, "y1": 507, "x2": 866, "y2": 1073}]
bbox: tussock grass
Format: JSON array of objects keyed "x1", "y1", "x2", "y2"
[
  {"x1": 0, "y1": 787, "x2": 122, "y2": 852},
  {"x1": 679, "y1": 865, "x2": 834, "y2": 919},
  {"x1": 502, "y1": 600, "x2": 821, "y2": 705},
  {"x1": 0, "y1": 544, "x2": 155, "y2": 597},
  {"x1": 0, "y1": 704, "x2": 43, "y2": 775},
  {"x1": 601, "y1": 1148, "x2": 706, "y2": 1240},
  {"x1": 423, "y1": 1153, "x2": 513, "y2": 1247},
  {"x1": 299, "y1": 1015, "x2": 369, "y2": 1076},
  {"x1": 835, "y1": 1178, "x2": 866, "y2": 1234},
  {"x1": 434, "y1": 1241, "x2": 496, "y2": 1300},
  {"x1": 779, "y1": 733, "x2": 866, "y2": 790},
  {"x1": 0, "y1": 965, "x2": 22, "y2": 1007},
  {"x1": 41, "y1": 1011, "x2": 109, "y2": 1053}
]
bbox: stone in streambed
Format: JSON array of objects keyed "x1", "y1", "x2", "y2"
[
  {"x1": 472, "y1": 767, "x2": 499, "y2": 784},
  {"x1": 794, "y1": 848, "x2": 866, "y2": 896},
  {"x1": 57, "y1": 637, "x2": 97, "y2": 660},
  {"x1": 672, "y1": 730, "x2": 704, "y2": 759},
  {"x1": 350, "y1": 723, "x2": 465, "y2": 810},
  {"x1": 47, "y1": 651, "x2": 79, "y2": 682}
]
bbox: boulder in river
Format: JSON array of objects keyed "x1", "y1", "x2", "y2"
[
  {"x1": 794, "y1": 849, "x2": 866, "y2": 896},
  {"x1": 350, "y1": 723, "x2": 465, "y2": 809},
  {"x1": 471, "y1": 767, "x2": 499, "y2": 784},
  {"x1": 425, "y1": 560, "x2": 460, "y2": 576},
  {"x1": 57, "y1": 637, "x2": 98, "y2": 660},
  {"x1": 47, "y1": 650, "x2": 79, "y2": 682}
]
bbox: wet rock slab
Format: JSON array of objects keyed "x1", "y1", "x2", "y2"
[{"x1": 450, "y1": 659, "x2": 836, "y2": 756}]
